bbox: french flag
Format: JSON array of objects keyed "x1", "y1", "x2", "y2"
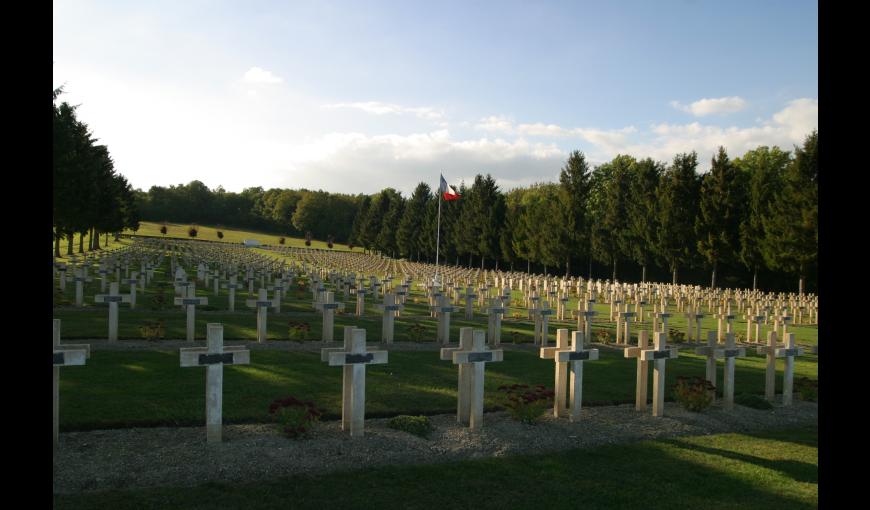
[{"x1": 440, "y1": 174, "x2": 461, "y2": 201}]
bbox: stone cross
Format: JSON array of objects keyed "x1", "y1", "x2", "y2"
[
  {"x1": 97, "y1": 265, "x2": 111, "y2": 293},
  {"x1": 268, "y1": 282, "x2": 285, "y2": 313},
  {"x1": 432, "y1": 294, "x2": 459, "y2": 345},
  {"x1": 619, "y1": 310, "x2": 636, "y2": 345},
  {"x1": 485, "y1": 298, "x2": 507, "y2": 346},
  {"x1": 315, "y1": 291, "x2": 345, "y2": 342},
  {"x1": 94, "y1": 281, "x2": 131, "y2": 342},
  {"x1": 221, "y1": 276, "x2": 242, "y2": 312},
  {"x1": 757, "y1": 331, "x2": 803, "y2": 405},
  {"x1": 175, "y1": 285, "x2": 208, "y2": 341},
  {"x1": 321, "y1": 327, "x2": 388, "y2": 437},
  {"x1": 53, "y1": 319, "x2": 90, "y2": 449},
  {"x1": 123, "y1": 272, "x2": 140, "y2": 310},
  {"x1": 462, "y1": 287, "x2": 477, "y2": 320},
  {"x1": 640, "y1": 331, "x2": 679, "y2": 417},
  {"x1": 624, "y1": 330, "x2": 650, "y2": 411},
  {"x1": 354, "y1": 287, "x2": 368, "y2": 317},
  {"x1": 72, "y1": 268, "x2": 93, "y2": 307},
  {"x1": 715, "y1": 332, "x2": 746, "y2": 410},
  {"x1": 716, "y1": 311, "x2": 735, "y2": 342},
  {"x1": 56, "y1": 263, "x2": 68, "y2": 291},
  {"x1": 533, "y1": 301, "x2": 554, "y2": 346},
  {"x1": 245, "y1": 288, "x2": 274, "y2": 343},
  {"x1": 441, "y1": 327, "x2": 474, "y2": 424},
  {"x1": 179, "y1": 323, "x2": 250, "y2": 443},
  {"x1": 540, "y1": 328, "x2": 598, "y2": 420},
  {"x1": 375, "y1": 292, "x2": 403, "y2": 343},
  {"x1": 695, "y1": 331, "x2": 720, "y2": 402},
  {"x1": 445, "y1": 328, "x2": 503, "y2": 429}
]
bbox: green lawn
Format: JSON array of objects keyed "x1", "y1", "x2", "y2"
[
  {"x1": 122, "y1": 221, "x2": 363, "y2": 252},
  {"x1": 58, "y1": 347, "x2": 817, "y2": 431},
  {"x1": 53, "y1": 425, "x2": 818, "y2": 509}
]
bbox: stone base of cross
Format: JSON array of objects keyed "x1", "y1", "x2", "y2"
[
  {"x1": 180, "y1": 323, "x2": 250, "y2": 442},
  {"x1": 321, "y1": 327, "x2": 388, "y2": 437},
  {"x1": 540, "y1": 329, "x2": 598, "y2": 421}
]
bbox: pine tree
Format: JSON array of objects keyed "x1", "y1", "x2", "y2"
[
  {"x1": 396, "y1": 182, "x2": 432, "y2": 260},
  {"x1": 736, "y1": 146, "x2": 789, "y2": 290},
  {"x1": 626, "y1": 158, "x2": 664, "y2": 282},
  {"x1": 761, "y1": 131, "x2": 817, "y2": 294},
  {"x1": 558, "y1": 150, "x2": 592, "y2": 276},
  {"x1": 696, "y1": 147, "x2": 745, "y2": 288},
  {"x1": 656, "y1": 152, "x2": 701, "y2": 284}
]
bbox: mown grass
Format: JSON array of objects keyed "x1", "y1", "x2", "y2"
[
  {"x1": 52, "y1": 425, "x2": 818, "y2": 509},
  {"x1": 121, "y1": 221, "x2": 363, "y2": 252},
  {"x1": 58, "y1": 347, "x2": 817, "y2": 431}
]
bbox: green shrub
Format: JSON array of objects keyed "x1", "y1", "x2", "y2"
[
  {"x1": 794, "y1": 377, "x2": 818, "y2": 402},
  {"x1": 407, "y1": 321, "x2": 425, "y2": 342},
  {"x1": 140, "y1": 320, "x2": 165, "y2": 341},
  {"x1": 498, "y1": 384, "x2": 554, "y2": 424},
  {"x1": 672, "y1": 376, "x2": 715, "y2": 412},
  {"x1": 387, "y1": 415, "x2": 434, "y2": 439},
  {"x1": 268, "y1": 396, "x2": 322, "y2": 439},
  {"x1": 669, "y1": 328, "x2": 685, "y2": 343},
  {"x1": 734, "y1": 393, "x2": 774, "y2": 410},
  {"x1": 595, "y1": 329, "x2": 611, "y2": 344}
]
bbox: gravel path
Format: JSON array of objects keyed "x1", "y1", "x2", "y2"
[{"x1": 53, "y1": 400, "x2": 817, "y2": 495}]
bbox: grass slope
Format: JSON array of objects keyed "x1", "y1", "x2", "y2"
[{"x1": 53, "y1": 425, "x2": 818, "y2": 509}]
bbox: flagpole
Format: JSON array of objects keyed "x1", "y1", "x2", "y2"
[{"x1": 435, "y1": 187, "x2": 442, "y2": 287}]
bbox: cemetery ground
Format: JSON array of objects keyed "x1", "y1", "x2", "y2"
[{"x1": 53, "y1": 247, "x2": 818, "y2": 507}]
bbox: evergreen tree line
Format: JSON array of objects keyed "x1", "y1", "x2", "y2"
[
  {"x1": 348, "y1": 132, "x2": 818, "y2": 294},
  {"x1": 53, "y1": 87, "x2": 140, "y2": 256}
]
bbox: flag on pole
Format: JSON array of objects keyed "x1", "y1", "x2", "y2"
[{"x1": 439, "y1": 174, "x2": 461, "y2": 201}]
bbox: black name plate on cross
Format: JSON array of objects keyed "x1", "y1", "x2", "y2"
[
  {"x1": 345, "y1": 353, "x2": 374, "y2": 364},
  {"x1": 652, "y1": 350, "x2": 672, "y2": 360},
  {"x1": 567, "y1": 351, "x2": 591, "y2": 361},
  {"x1": 53, "y1": 352, "x2": 65, "y2": 365},
  {"x1": 781, "y1": 348, "x2": 800, "y2": 357},
  {"x1": 182, "y1": 298, "x2": 202, "y2": 305},
  {"x1": 468, "y1": 352, "x2": 493, "y2": 362},
  {"x1": 198, "y1": 353, "x2": 235, "y2": 365},
  {"x1": 104, "y1": 296, "x2": 123, "y2": 302},
  {"x1": 723, "y1": 349, "x2": 741, "y2": 357},
  {"x1": 321, "y1": 303, "x2": 340, "y2": 310}
]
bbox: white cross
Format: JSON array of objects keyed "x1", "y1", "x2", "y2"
[
  {"x1": 180, "y1": 323, "x2": 250, "y2": 442},
  {"x1": 533, "y1": 301, "x2": 554, "y2": 346},
  {"x1": 321, "y1": 327, "x2": 388, "y2": 437},
  {"x1": 315, "y1": 291, "x2": 346, "y2": 342},
  {"x1": 221, "y1": 276, "x2": 242, "y2": 311},
  {"x1": 72, "y1": 268, "x2": 92, "y2": 307},
  {"x1": 540, "y1": 328, "x2": 599, "y2": 420},
  {"x1": 485, "y1": 298, "x2": 507, "y2": 346},
  {"x1": 431, "y1": 294, "x2": 459, "y2": 344},
  {"x1": 375, "y1": 293, "x2": 403, "y2": 343},
  {"x1": 757, "y1": 331, "x2": 803, "y2": 405},
  {"x1": 123, "y1": 272, "x2": 140, "y2": 310},
  {"x1": 714, "y1": 332, "x2": 746, "y2": 410},
  {"x1": 245, "y1": 288, "x2": 274, "y2": 343},
  {"x1": 443, "y1": 328, "x2": 503, "y2": 429},
  {"x1": 94, "y1": 282, "x2": 131, "y2": 342},
  {"x1": 53, "y1": 319, "x2": 90, "y2": 450},
  {"x1": 174, "y1": 284, "x2": 209, "y2": 341},
  {"x1": 463, "y1": 287, "x2": 477, "y2": 320},
  {"x1": 639, "y1": 331, "x2": 679, "y2": 416}
]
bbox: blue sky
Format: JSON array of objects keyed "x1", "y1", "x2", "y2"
[{"x1": 53, "y1": 0, "x2": 818, "y2": 195}]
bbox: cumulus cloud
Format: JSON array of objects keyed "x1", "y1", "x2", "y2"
[
  {"x1": 474, "y1": 115, "x2": 514, "y2": 133},
  {"x1": 322, "y1": 101, "x2": 444, "y2": 120},
  {"x1": 670, "y1": 96, "x2": 747, "y2": 116},
  {"x1": 242, "y1": 67, "x2": 284, "y2": 85}
]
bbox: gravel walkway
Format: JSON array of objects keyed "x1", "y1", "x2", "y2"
[{"x1": 53, "y1": 399, "x2": 817, "y2": 495}]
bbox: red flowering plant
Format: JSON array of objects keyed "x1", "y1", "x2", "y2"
[
  {"x1": 497, "y1": 384, "x2": 555, "y2": 424},
  {"x1": 268, "y1": 396, "x2": 323, "y2": 439}
]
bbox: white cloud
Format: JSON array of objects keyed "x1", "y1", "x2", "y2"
[
  {"x1": 670, "y1": 96, "x2": 747, "y2": 116},
  {"x1": 475, "y1": 115, "x2": 514, "y2": 133},
  {"x1": 322, "y1": 101, "x2": 444, "y2": 120},
  {"x1": 242, "y1": 67, "x2": 284, "y2": 85}
]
